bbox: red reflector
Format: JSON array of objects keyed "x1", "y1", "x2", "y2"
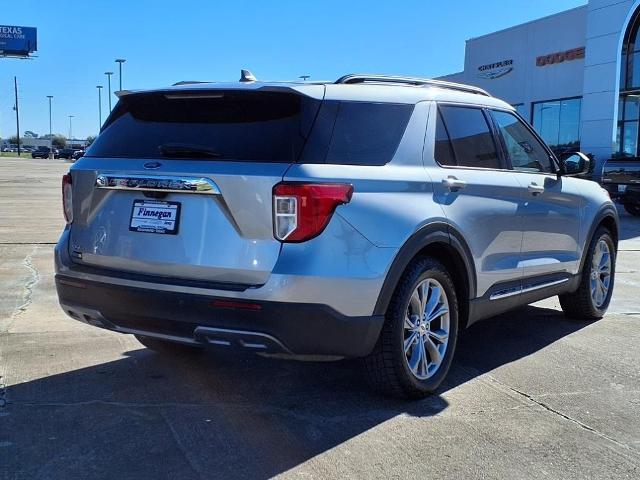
[
  {"x1": 57, "y1": 278, "x2": 87, "y2": 289},
  {"x1": 273, "y1": 183, "x2": 353, "y2": 242},
  {"x1": 211, "y1": 299, "x2": 263, "y2": 311}
]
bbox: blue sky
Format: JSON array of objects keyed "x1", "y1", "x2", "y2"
[{"x1": 2, "y1": 0, "x2": 585, "y2": 140}]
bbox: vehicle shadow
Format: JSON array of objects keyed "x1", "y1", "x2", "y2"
[{"x1": 3, "y1": 305, "x2": 591, "y2": 479}]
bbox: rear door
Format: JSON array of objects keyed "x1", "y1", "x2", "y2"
[
  {"x1": 426, "y1": 103, "x2": 524, "y2": 298},
  {"x1": 489, "y1": 109, "x2": 582, "y2": 278},
  {"x1": 68, "y1": 87, "x2": 323, "y2": 286}
]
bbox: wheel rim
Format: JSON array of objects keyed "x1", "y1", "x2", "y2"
[
  {"x1": 403, "y1": 278, "x2": 450, "y2": 380},
  {"x1": 590, "y1": 239, "x2": 612, "y2": 309}
]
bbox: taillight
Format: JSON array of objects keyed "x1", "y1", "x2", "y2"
[
  {"x1": 273, "y1": 182, "x2": 353, "y2": 242},
  {"x1": 62, "y1": 174, "x2": 73, "y2": 223}
]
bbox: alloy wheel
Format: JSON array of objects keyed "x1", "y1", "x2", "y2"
[
  {"x1": 403, "y1": 278, "x2": 450, "y2": 380},
  {"x1": 590, "y1": 239, "x2": 612, "y2": 308}
]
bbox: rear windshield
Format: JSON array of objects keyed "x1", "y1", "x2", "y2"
[{"x1": 86, "y1": 91, "x2": 320, "y2": 162}]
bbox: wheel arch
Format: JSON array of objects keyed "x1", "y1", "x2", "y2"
[
  {"x1": 579, "y1": 205, "x2": 619, "y2": 276},
  {"x1": 373, "y1": 222, "x2": 476, "y2": 329}
]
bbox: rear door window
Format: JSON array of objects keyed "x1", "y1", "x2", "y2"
[
  {"x1": 437, "y1": 105, "x2": 501, "y2": 169},
  {"x1": 434, "y1": 109, "x2": 456, "y2": 166},
  {"x1": 86, "y1": 91, "x2": 320, "y2": 163}
]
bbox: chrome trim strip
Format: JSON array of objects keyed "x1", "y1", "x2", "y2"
[
  {"x1": 95, "y1": 174, "x2": 220, "y2": 195},
  {"x1": 194, "y1": 326, "x2": 292, "y2": 353},
  {"x1": 114, "y1": 326, "x2": 202, "y2": 345},
  {"x1": 489, "y1": 278, "x2": 569, "y2": 301},
  {"x1": 489, "y1": 287, "x2": 521, "y2": 301}
]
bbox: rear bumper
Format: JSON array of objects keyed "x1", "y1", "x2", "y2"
[
  {"x1": 55, "y1": 275, "x2": 384, "y2": 357},
  {"x1": 603, "y1": 184, "x2": 640, "y2": 204}
]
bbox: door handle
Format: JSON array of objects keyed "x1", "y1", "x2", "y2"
[
  {"x1": 442, "y1": 176, "x2": 467, "y2": 192},
  {"x1": 527, "y1": 182, "x2": 545, "y2": 195}
]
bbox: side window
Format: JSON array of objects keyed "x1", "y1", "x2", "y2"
[
  {"x1": 492, "y1": 110, "x2": 553, "y2": 173},
  {"x1": 434, "y1": 109, "x2": 455, "y2": 166},
  {"x1": 325, "y1": 102, "x2": 413, "y2": 166},
  {"x1": 438, "y1": 106, "x2": 501, "y2": 169}
]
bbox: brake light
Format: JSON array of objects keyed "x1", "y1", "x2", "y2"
[
  {"x1": 62, "y1": 174, "x2": 73, "y2": 223},
  {"x1": 273, "y1": 182, "x2": 353, "y2": 242}
]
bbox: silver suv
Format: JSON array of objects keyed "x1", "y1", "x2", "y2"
[{"x1": 55, "y1": 73, "x2": 618, "y2": 398}]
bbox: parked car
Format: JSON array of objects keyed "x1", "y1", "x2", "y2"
[
  {"x1": 31, "y1": 146, "x2": 59, "y2": 159},
  {"x1": 55, "y1": 74, "x2": 619, "y2": 398},
  {"x1": 601, "y1": 158, "x2": 640, "y2": 216},
  {"x1": 71, "y1": 149, "x2": 85, "y2": 161},
  {"x1": 58, "y1": 148, "x2": 76, "y2": 159}
]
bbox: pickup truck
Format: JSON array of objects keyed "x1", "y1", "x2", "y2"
[{"x1": 602, "y1": 159, "x2": 640, "y2": 216}]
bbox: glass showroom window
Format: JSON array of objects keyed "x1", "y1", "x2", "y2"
[
  {"x1": 618, "y1": 8, "x2": 640, "y2": 157},
  {"x1": 532, "y1": 98, "x2": 581, "y2": 154},
  {"x1": 512, "y1": 103, "x2": 528, "y2": 122}
]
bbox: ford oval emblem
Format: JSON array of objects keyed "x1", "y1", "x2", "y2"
[{"x1": 144, "y1": 161, "x2": 162, "y2": 169}]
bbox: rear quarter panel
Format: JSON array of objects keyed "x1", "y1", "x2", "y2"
[{"x1": 284, "y1": 101, "x2": 447, "y2": 249}]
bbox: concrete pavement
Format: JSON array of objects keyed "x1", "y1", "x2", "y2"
[{"x1": 1, "y1": 158, "x2": 639, "y2": 479}]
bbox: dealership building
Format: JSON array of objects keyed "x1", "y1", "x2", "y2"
[{"x1": 440, "y1": 0, "x2": 640, "y2": 172}]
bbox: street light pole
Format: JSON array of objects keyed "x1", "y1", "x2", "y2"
[
  {"x1": 96, "y1": 85, "x2": 103, "y2": 131},
  {"x1": 115, "y1": 59, "x2": 126, "y2": 91},
  {"x1": 68, "y1": 115, "x2": 74, "y2": 142},
  {"x1": 14, "y1": 76, "x2": 20, "y2": 156},
  {"x1": 105, "y1": 71, "x2": 114, "y2": 111},
  {"x1": 47, "y1": 95, "x2": 53, "y2": 159}
]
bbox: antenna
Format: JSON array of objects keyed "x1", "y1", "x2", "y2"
[{"x1": 239, "y1": 69, "x2": 257, "y2": 82}]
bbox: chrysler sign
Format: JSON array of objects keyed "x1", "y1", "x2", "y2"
[{"x1": 477, "y1": 59, "x2": 514, "y2": 79}]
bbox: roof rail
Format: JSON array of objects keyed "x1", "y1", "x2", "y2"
[{"x1": 334, "y1": 74, "x2": 491, "y2": 97}]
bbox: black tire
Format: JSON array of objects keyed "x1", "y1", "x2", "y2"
[
  {"x1": 363, "y1": 256, "x2": 459, "y2": 399},
  {"x1": 624, "y1": 203, "x2": 640, "y2": 217},
  {"x1": 559, "y1": 226, "x2": 616, "y2": 320},
  {"x1": 135, "y1": 334, "x2": 203, "y2": 355}
]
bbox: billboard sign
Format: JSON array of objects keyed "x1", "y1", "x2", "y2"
[{"x1": 0, "y1": 26, "x2": 37, "y2": 57}]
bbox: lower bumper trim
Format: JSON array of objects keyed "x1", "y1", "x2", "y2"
[{"x1": 56, "y1": 274, "x2": 385, "y2": 358}]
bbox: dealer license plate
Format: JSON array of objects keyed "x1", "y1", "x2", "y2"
[{"x1": 130, "y1": 200, "x2": 181, "y2": 235}]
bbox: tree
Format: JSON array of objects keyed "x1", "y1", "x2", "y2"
[
  {"x1": 8, "y1": 135, "x2": 18, "y2": 144},
  {"x1": 24, "y1": 130, "x2": 38, "y2": 138},
  {"x1": 51, "y1": 134, "x2": 67, "y2": 149},
  {"x1": 86, "y1": 135, "x2": 97, "y2": 147}
]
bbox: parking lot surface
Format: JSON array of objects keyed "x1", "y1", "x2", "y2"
[{"x1": 1, "y1": 158, "x2": 639, "y2": 479}]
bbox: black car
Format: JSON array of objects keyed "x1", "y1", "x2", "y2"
[
  {"x1": 602, "y1": 158, "x2": 640, "y2": 216},
  {"x1": 58, "y1": 148, "x2": 76, "y2": 159},
  {"x1": 71, "y1": 149, "x2": 85, "y2": 161},
  {"x1": 31, "y1": 147, "x2": 59, "y2": 159}
]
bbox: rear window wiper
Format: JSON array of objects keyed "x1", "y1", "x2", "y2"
[{"x1": 158, "y1": 143, "x2": 222, "y2": 159}]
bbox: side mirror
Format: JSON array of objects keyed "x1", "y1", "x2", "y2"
[{"x1": 558, "y1": 152, "x2": 590, "y2": 177}]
